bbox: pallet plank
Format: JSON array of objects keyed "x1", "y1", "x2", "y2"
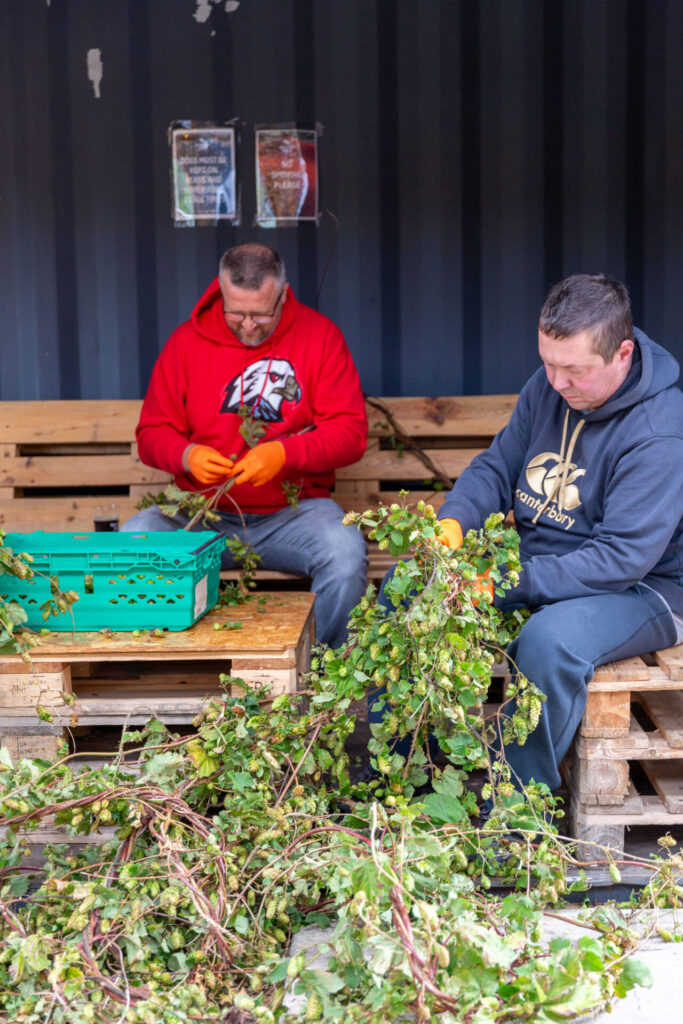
[
  {"x1": 573, "y1": 755, "x2": 629, "y2": 806},
  {"x1": 581, "y1": 690, "x2": 631, "y2": 738},
  {"x1": 642, "y1": 760, "x2": 683, "y2": 813},
  {"x1": 0, "y1": 401, "x2": 143, "y2": 444},
  {"x1": 0, "y1": 497, "x2": 140, "y2": 532},
  {"x1": 592, "y1": 657, "x2": 651, "y2": 683},
  {"x1": 573, "y1": 791, "x2": 683, "y2": 826},
  {"x1": 365, "y1": 395, "x2": 517, "y2": 437},
  {"x1": 0, "y1": 597, "x2": 315, "y2": 661},
  {"x1": 0, "y1": 733, "x2": 61, "y2": 762},
  {"x1": 0, "y1": 668, "x2": 71, "y2": 707},
  {"x1": 576, "y1": 724, "x2": 683, "y2": 761},
  {"x1": 0, "y1": 454, "x2": 169, "y2": 488},
  {"x1": 637, "y1": 690, "x2": 683, "y2": 748},
  {"x1": 332, "y1": 490, "x2": 448, "y2": 514},
  {"x1": 588, "y1": 666, "x2": 680, "y2": 692},
  {"x1": 655, "y1": 646, "x2": 683, "y2": 682},
  {"x1": 336, "y1": 448, "x2": 485, "y2": 482}
]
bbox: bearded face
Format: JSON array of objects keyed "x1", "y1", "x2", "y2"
[{"x1": 221, "y1": 358, "x2": 302, "y2": 422}]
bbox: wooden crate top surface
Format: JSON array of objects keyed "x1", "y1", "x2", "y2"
[{"x1": 0, "y1": 593, "x2": 315, "y2": 663}]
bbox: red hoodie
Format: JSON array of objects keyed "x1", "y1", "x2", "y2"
[{"x1": 136, "y1": 280, "x2": 368, "y2": 514}]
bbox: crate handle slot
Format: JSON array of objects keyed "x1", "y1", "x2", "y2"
[{"x1": 190, "y1": 536, "x2": 223, "y2": 556}]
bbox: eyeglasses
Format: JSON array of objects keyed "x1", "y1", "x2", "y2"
[{"x1": 223, "y1": 287, "x2": 285, "y2": 325}]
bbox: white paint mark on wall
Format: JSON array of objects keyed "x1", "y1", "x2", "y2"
[
  {"x1": 194, "y1": 0, "x2": 214, "y2": 22},
  {"x1": 194, "y1": 0, "x2": 240, "y2": 23},
  {"x1": 86, "y1": 49, "x2": 103, "y2": 99}
]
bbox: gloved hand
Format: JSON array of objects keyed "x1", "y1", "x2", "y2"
[
  {"x1": 436, "y1": 518, "x2": 493, "y2": 604},
  {"x1": 437, "y1": 518, "x2": 464, "y2": 549},
  {"x1": 472, "y1": 570, "x2": 494, "y2": 606},
  {"x1": 231, "y1": 441, "x2": 286, "y2": 487},
  {"x1": 186, "y1": 445, "x2": 234, "y2": 485}
]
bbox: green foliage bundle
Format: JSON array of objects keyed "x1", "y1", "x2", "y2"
[{"x1": 0, "y1": 502, "x2": 680, "y2": 1023}]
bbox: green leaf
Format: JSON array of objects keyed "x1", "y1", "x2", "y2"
[
  {"x1": 617, "y1": 957, "x2": 653, "y2": 992},
  {"x1": 366, "y1": 934, "x2": 400, "y2": 976},
  {"x1": 431, "y1": 765, "x2": 465, "y2": 799},
  {"x1": 267, "y1": 959, "x2": 289, "y2": 983},
  {"x1": 232, "y1": 772, "x2": 254, "y2": 791},
  {"x1": 581, "y1": 951, "x2": 604, "y2": 972},
  {"x1": 420, "y1": 792, "x2": 468, "y2": 824},
  {"x1": 350, "y1": 857, "x2": 383, "y2": 898},
  {"x1": 140, "y1": 750, "x2": 184, "y2": 784},
  {"x1": 4, "y1": 873, "x2": 30, "y2": 897},
  {"x1": 300, "y1": 969, "x2": 346, "y2": 995}
]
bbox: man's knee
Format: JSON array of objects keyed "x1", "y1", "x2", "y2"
[
  {"x1": 306, "y1": 503, "x2": 367, "y2": 575},
  {"x1": 511, "y1": 607, "x2": 572, "y2": 679},
  {"x1": 120, "y1": 506, "x2": 178, "y2": 533},
  {"x1": 323, "y1": 521, "x2": 367, "y2": 578}
]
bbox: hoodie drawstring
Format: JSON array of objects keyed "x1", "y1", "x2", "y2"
[{"x1": 532, "y1": 408, "x2": 586, "y2": 524}]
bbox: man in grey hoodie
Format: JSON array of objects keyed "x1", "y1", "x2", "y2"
[{"x1": 433, "y1": 273, "x2": 682, "y2": 792}]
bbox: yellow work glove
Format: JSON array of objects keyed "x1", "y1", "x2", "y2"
[
  {"x1": 231, "y1": 441, "x2": 286, "y2": 487},
  {"x1": 437, "y1": 518, "x2": 493, "y2": 603},
  {"x1": 437, "y1": 518, "x2": 463, "y2": 549},
  {"x1": 186, "y1": 445, "x2": 234, "y2": 485}
]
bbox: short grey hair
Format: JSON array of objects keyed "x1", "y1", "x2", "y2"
[{"x1": 219, "y1": 244, "x2": 286, "y2": 290}]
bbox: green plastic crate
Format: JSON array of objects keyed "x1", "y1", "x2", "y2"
[{"x1": 0, "y1": 531, "x2": 224, "y2": 632}]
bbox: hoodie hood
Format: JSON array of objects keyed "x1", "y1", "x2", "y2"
[
  {"x1": 584, "y1": 328, "x2": 681, "y2": 422},
  {"x1": 190, "y1": 276, "x2": 298, "y2": 350}
]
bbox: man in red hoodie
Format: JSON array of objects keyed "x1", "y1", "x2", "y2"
[{"x1": 122, "y1": 243, "x2": 368, "y2": 648}]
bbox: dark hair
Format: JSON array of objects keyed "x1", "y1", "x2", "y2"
[
  {"x1": 219, "y1": 244, "x2": 286, "y2": 290},
  {"x1": 538, "y1": 273, "x2": 633, "y2": 361}
]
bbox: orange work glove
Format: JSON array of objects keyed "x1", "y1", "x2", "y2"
[
  {"x1": 186, "y1": 445, "x2": 234, "y2": 485},
  {"x1": 231, "y1": 441, "x2": 286, "y2": 487},
  {"x1": 437, "y1": 518, "x2": 464, "y2": 549},
  {"x1": 472, "y1": 569, "x2": 494, "y2": 605}
]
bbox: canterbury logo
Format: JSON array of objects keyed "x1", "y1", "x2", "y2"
[{"x1": 525, "y1": 452, "x2": 586, "y2": 512}]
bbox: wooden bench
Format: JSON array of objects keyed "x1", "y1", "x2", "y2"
[{"x1": 0, "y1": 397, "x2": 515, "y2": 581}]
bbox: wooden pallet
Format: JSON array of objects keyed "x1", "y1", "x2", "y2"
[
  {"x1": 567, "y1": 646, "x2": 683, "y2": 857},
  {"x1": 0, "y1": 592, "x2": 315, "y2": 762},
  {"x1": 0, "y1": 397, "x2": 513, "y2": 582}
]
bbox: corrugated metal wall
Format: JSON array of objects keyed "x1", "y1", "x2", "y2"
[{"x1": 1, "y1": 0, "x2": 682, "y2": 400}]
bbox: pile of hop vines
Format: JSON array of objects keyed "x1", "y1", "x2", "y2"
[{"x1": 0, "y1": 500, "x2": 680, "y2": 1024}]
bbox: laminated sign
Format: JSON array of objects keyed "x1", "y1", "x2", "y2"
[
  {"x1": 255, "y1": 128, "x2": 318, "y2": 227},
  {"x1": 171, "y1": 126, "x2": 237, "y2": 225}
]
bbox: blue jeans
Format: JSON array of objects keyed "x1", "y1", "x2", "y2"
[
  {"x1": 501, "y1": 584, "x2": 677, "y2": 790},
  {"x1": 122, "y1": 498, "x2": 368, "y2": 649},
  {"x1": 369, "y1": 567, "x2": 677, "y2": 791}
]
